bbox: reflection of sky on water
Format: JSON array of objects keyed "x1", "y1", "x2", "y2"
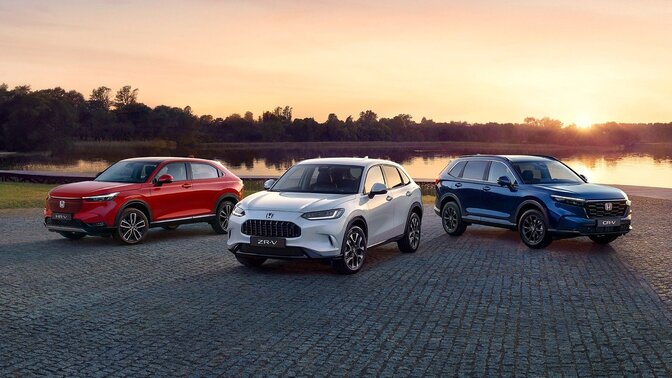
[{"x1": 2, "y1": 152, "x2": 672, "y2": 188}]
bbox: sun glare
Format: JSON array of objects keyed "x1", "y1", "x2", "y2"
[{"x1": 575, "y1": 115, "x2": 593, "y2": 129}]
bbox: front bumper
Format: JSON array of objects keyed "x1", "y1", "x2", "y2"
[
  {"x1": 227, "y1": 210, "x2": 348, "y2": 260},
  {"x1": 44, "y1": 217, "x2": 112, "y2": 236}
]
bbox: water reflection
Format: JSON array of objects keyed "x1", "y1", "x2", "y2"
[{"x1": 1, "y1": 143, "x2": 671, "y2": 188}]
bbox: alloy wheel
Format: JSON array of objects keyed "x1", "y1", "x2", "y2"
[
  {"x1": 522, "y1": 214, "x2": 545, "y2": 245},
  {"x1": 219, "y1": 201, "x2": 233, "y2": 230},
  {"x1": 343, "y1": 229, "x2": 366, "y2": 271},
  {"x1": 443, "y1": 206, "x2": 458, "y2": 232},
  {"x1": 119, "y1": 211, "x2": 147, "y2": 243},
  {"x1": 408, "y1": 214, "x2": 421, "y2": 249}
]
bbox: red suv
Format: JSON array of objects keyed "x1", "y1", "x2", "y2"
[{"x1": 44, "y1": 157, "x2": 243, "y2": 244}]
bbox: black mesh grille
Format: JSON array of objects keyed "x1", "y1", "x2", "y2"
[
  {"x1": 584, "y1": 201, "x2": 628, "y2": 218},
  {"x1": 241, "y1": 220, "x2": 301, "y2": 238}
]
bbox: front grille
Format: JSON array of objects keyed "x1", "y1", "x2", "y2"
[
  {"x1": 241, "y1": 220, "x2": 301, "y2": 238},
  {"x1": 48, "y1": 198, "x2": 82, "y2": 213},
  {"x1": 584, "y1": 200, "x2": 628, "y2": 218}
]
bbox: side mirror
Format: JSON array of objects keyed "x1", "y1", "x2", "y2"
[
  {"x1": 155, "y1": 174, "x2": 173, "y2": 186},
  {"x1": 368, "y1": 182, "x2": 388, "y2": 198},
  {"x1": 263, "y1": 179, "x2": 276, "y2": 190},
  {"x1": 497, "y1": 176, "x2": 512, "y2": 188},
  {"x1": 579, "y1": 174, "x2": 588, "y2": 182}
]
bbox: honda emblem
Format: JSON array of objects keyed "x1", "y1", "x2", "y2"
[
  {"x1": 266, "y1": 212, "x2": 274, "y2": 219},
  {"x1": 59, "y1": 200, "x2": 66, "y2": 209},
  {"x1": 604, "y1": 202, "x2": 612, "y2": 211}
]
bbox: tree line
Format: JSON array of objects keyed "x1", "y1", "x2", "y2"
[{"x1": 1, "y1": 83, "x2": 672, "y2": 152}]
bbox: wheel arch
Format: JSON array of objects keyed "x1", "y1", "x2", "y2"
[
  {"x1": 515, "y1": 199, "x2": 549, "y2": 227},
  {"x1": 115, "y1": 200, "x2": 152, "y2": 226},
  {"x1": 347, "y1": 215, "x2": 368, "y2": 239},
  {"x1": 439, "y1": 193, "x2": 463, "y2": 214},
  {"x1": 213, "y1": 193, "x2": 240, "y2": 213}
]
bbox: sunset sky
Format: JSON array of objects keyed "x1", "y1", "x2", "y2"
[{"x1": 1, "y1": 0, "x2": 671, "y2": 124}]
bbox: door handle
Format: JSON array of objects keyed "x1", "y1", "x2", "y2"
[
  {"x1": 405, "y1": 191, "x2": 412, "y2": 197},
  {"x1": 482, "y1": 186, "x2": 491, "y2": 192},
  {"x1": 182, "y1": 183, "x2": 192, "y2": 189},
  {"x1": 386, "y1": 195, "x2": 393, "y2": 202},
  {"x1": 455, "y1": 183, "x2": 462, "y2": 187}
]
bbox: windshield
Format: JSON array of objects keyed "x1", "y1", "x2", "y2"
[
  {"x1": 271, "y1": 164, "x2": 364, "y2": 194},
  {"x1": 512, "y1": 161, "x2": 583, "y2": 184},
  {"x1": 95, "y1": 161, "x2": 159, "y2": 183}
]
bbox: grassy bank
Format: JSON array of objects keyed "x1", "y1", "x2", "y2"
[
  {"x1": 0, "y1": 182, "x2": 435, "y2": 209},
  {"x1": 0, "y1": 182, "x2": 53, "y2": 209}
]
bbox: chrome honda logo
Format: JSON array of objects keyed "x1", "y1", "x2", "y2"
[
  {"x1": 604, "y1": 202, "x2": 613, "y2": 211},
  {"x1": 59, "y1": 200, "x2": 65, "y2": 209},
  {"x1": 266, "y1": 212, "x2": 274, "y2": 219}
]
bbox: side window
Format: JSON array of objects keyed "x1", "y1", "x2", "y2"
[
  {"x1": 462, "y1": 161, "x2": 488, "y2": 181},
  {"x1": 448, "y1": 161, "x2": 466, "y2": 177},
  {"x1": 398, "y1": 168, "x2": 411, "y2": 185},
  {"x1": 155, "y1": 163, "x2": 187, "y2": 182},
  {"x1": 191, "y1": 163, "x2": 219, "y2": 180},
  {"x1": 487, "y1": 161, "x2": 515, "y2": 183},
  {"x1": 364, "y1": 165, "x2": 385, "y2": 193},
  {"x1": 140, "y1": 164, "x2": 158, "y2": 182},
  {"x1": 382, "y1": 165, "x2": 403, "y2": 189}
]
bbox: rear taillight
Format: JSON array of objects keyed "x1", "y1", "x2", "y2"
[{"x1": 434, "y1": 178, "x2": 440, "y2": 185}]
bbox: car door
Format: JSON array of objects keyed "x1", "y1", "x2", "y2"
[
  {"x1": 456, "y1": 160, "x2": 489, "y2": 217},
  {"x1": 481, "y1": 161, "x2": 519, "y2": 223},
  {"x1": 381, "y1": 164, "x2": 411, "y2": 237},
  {"x1": 148, "y1": 162, "x2": 194, "y2": 221},
  {"x1": 362, "y1": 165, "x2": 396, "y2": 245},
  {"x1": 188, "y1": 162, "x2": 223, "y2": 216}
]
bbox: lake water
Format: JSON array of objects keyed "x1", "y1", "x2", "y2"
[{"x1": 1, "y1": 143, "x2": 672, "y2": 188}]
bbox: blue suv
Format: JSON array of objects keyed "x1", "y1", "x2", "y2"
[{"x1": 434, "y1": 155, "x2": 632, "y2": 248}]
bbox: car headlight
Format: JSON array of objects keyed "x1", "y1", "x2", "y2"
[
  {"x1": 82, "y1": 192, "x2": 119, "y2": 202},
  {"x1": 232, "y1": 203, "x2": 245, "y2": 217},
  {"x1": 551, "y1": 195, "x2": 585, "y2": 207},
  {"x1": 301, "y1": 209, "x2": 344, "y2": 220}
]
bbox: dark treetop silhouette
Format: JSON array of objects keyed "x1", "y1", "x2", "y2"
[{"x1": 1, "y1": 83, "x2": 671, "y2": 153}]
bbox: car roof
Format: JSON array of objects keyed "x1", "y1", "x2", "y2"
[
  {"x1": 120, "y1": 157, "x2": 219, "y2": 164},
  {"x1": 296, "y1": 157, "x2": 402, "y2": 168},
  {"x1": 457, "y1": 154, "x2": 557, "y2": 163}
]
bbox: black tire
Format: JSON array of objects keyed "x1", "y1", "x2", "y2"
[
  {"x1": 161, "y1": 225, "x2": 179, "y2": 231},
  {"x1": 398, "y1": 211, "x2": 422, "y2": 253},
  {"x1": 113, "y1": 208, "x2": 149, "y2": 245},
  {"x1": 235, "y1": 255, "x2": 266, "y2": 267},
  {"x1": 589, "y1": 234, "x2": 620, "y2": 245},
  {"x1": 333, "y1": 225, "x2": 367, "y2": 275},
  {"x1": 519, "y1": 209, "x2": 552, "y2": 249},
  {"x1": 58, "y1": 231, "x2": 86, "y2": 240},
  {"x1": 441, "y1": 202, "x2": 467, "y2": 236},
  {"x1": 211, "y1": 200, "x2": 235, "y2": 234}
]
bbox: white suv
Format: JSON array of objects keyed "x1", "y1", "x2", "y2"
[{"x1": 227, "y1": 158, "x2": 423, "y2": 274}]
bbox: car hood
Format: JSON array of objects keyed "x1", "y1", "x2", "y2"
[
  {"x1": 242, "y1": 191, "x2": 355, "y2": 212},
  {"x1": 49, "y1": 181, "x2": 141, "y2": 198},
  {"x1": 535, "y1": 183, "x2": 627, "y2": 200}
]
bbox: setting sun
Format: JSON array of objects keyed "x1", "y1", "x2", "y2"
[{"x1": 575, "y1": 115, "x2": 594, "y2": 129}]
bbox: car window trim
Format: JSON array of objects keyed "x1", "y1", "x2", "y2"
[
  {"x1": 189, "y1": 162, "x2": 220, "y2": 181},
  {"x1": 363, "y1": 164, "x2": 386, "y2": 195}
]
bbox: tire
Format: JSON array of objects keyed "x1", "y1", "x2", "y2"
[
  {"x1": 519, "y1": 209, "x2": 552, "y2": 249},
  {"x1": 211, "y1": 200, "x2": 235, "y2": 234},
  {"x1": 161, "y1": 225, "x2": 179, "y2": 231},
  {"x1": 58, "y1": 231, "x2": 86, "y2": 240},
  {"x1": 113, "y1": 208, "x2": 149, "y2": 245},
  {"x1": 235, "y1": 255, "x2": 266, "y2": 267},
  {"x1": 589, "y1": 234, "x2": 620, "y2": 245},
  {"x1": 398, "y1": 211, "x2": 422, "y2": 253},
  {"x1": 441, "y1": 202, "x2": 467, "y2": 236},
  {"x1": 333, "y1": 225, "x2": 367, "y2": 275}
]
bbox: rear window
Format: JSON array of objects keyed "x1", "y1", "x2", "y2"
[
  {"x1": 191, "y1": 163, "x2": 219, "y2": 180},
  {"x1": 448, "y1": 161, "x2": 466, "y2": 177},
  {"x1": 462, "y1": 161, "x2": 488, "y2": 181},
  {"x1": 382, "y1": 165, "x2": 403, "y2": 189}
]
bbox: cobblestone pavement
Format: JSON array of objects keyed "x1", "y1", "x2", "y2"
[{"x1": 1, "y1": 197, "x2": 671, "y2": 376}]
